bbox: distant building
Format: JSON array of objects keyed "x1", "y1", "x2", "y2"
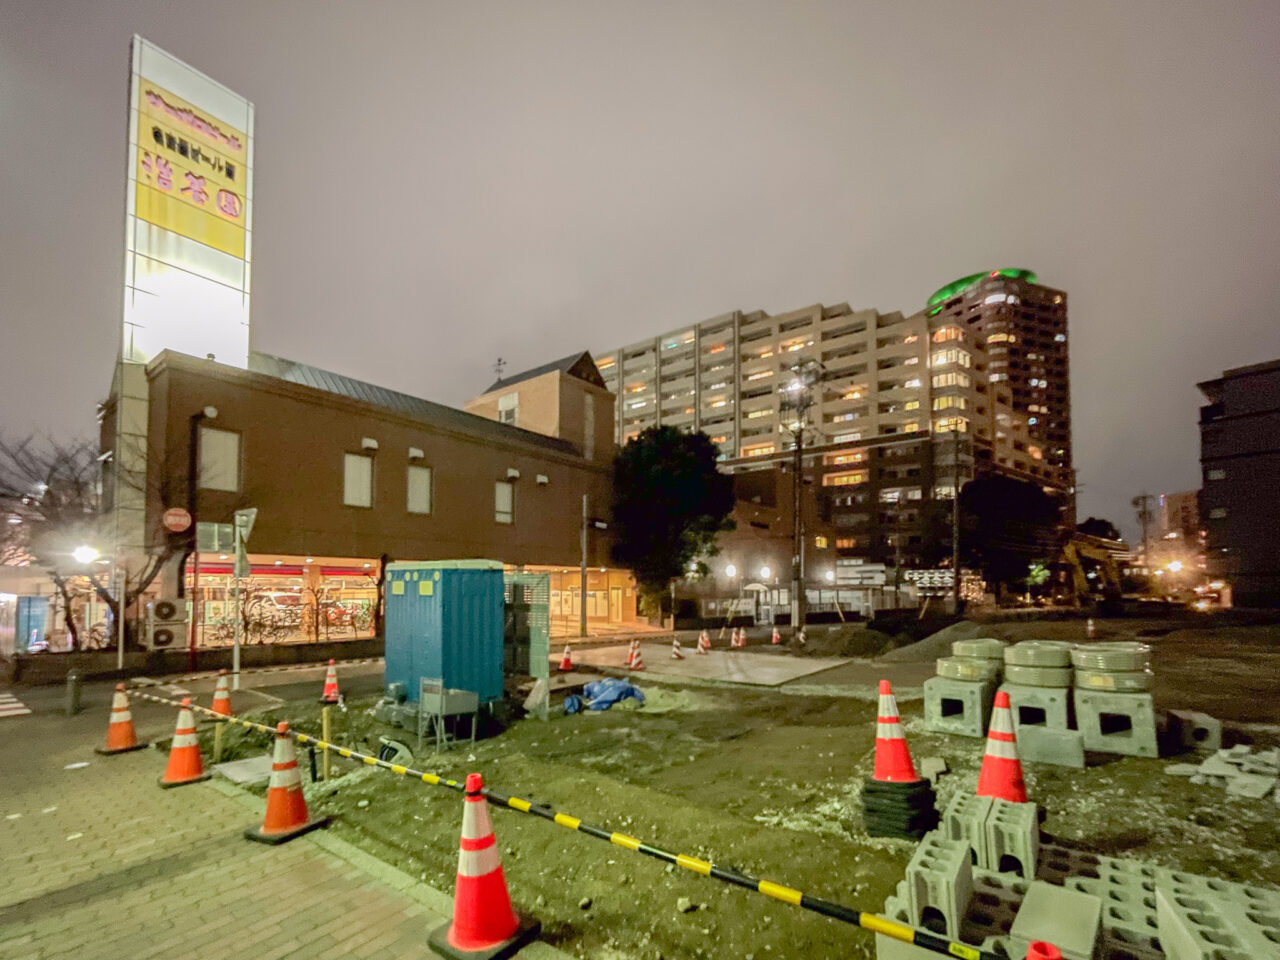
[
  {"x1": 590, "y1": 272, "x2": 1073, "y2": 564},
  {"x1": 1198, "y1": 359, "x2": 1280, "y2": 607},
  {"x1": 99, "y1": 349, "x2": 641, "y2": 644}
]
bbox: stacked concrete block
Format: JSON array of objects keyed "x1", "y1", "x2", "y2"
[
  {"x1": 904, "y1": 834, "x2": 974, "y2": 940},
  {"x1": 1071, "y1": 641, "x2": 1154, "y2": 694},
  {"x1": 941, "y1": 792, "x2": 993, "y2": 864},
  {"x1": 924, "y1": 638, "x2": 1006, "y2": 738},
  {"x1": 1156, "y1": 878, "x2": 1280, "y2": 960},
  {"x1": 983, "y1": 799, "x2": 1039, "y2": 881},
  {"x1": 1009, "y1": 880, "x2": 1103, "y2": 960},
  {"x1": 999, "y1": 642, "x2": 1075, "y2": 751},
  {"x1": 1165, "y1": 709, "x2": 1222, "y2": 754},
  {"x1": 1073, "y1": 689, "x2": 1159, "y2": 758},
  {"x1": 1017, "y1": 726, "x2": 1086, "y2": 768}
]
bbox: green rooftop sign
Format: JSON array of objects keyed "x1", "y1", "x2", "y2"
[{"x1": 926, "y1": 268, "x2": 1040, "y2": 314}]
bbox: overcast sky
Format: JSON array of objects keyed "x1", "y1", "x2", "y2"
[{"x1": 2, "y1": 1, "x2": 1278, "y2": 536}]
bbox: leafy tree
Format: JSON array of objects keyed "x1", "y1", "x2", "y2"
[
  {"x1": 1076, "y1": 516, "x2": 1123, "y2": 541},
  {"x1": 611, "y1": 427, "x2": 735, "y2": 608},
  {"x1": 959, "y1": 474, "x2": 1060, "y2": 593},
  {"x1": 0, "y1": 434, "x2": 174, "y2": 648}
]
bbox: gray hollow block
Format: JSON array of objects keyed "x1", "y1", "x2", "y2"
[
  {"x1": 1165, "y1": 709, "x2": 1222, "y2": 754},
  {"x1": 998, "y1": 682, "x2": 1072, "y2": 733},
  {"x1": 1009, "y1": 880, "x2": 1102, "y2": 960},
  {"x1": 923, "y1": 676, "x2": 996, "y2": 738},
  {"x1": 874, "y1": 933, "x2": 944, "y2": 960},
  {"x1": 904, "y1": 833, "x2": 975, "y2": 941},
  {"x1": 942, "y1": 792, "x2": 993, "y2": 866},
  {"x1": 1153, "y1": 884, "x2": 1280, "y2": 960},
  {"x1": 1018, "y1": 726, "x2": 1085, "y2": 769},
  {"x1": 983, "y1": 799, "x2": 1039, "y2": 881},
  {"x1": 1073, "y1": 690, "x2": 1159, "y2": 758}
]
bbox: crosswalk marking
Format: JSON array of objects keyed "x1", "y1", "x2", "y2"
[{"x1": 0, "y1": 692, "x2": 32, "y2": 718}]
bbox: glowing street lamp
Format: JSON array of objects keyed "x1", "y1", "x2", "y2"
[
  {"x1": 825, "y1": 569, "x2": 836, "y2": 583},
  {"x1": 760, "y1": 565, "x2": 772, "y2": 580},
  {"x1": 73, "y1": 545, "x2": 100, "y2": 565},
  {"x1": 1166, "y1": 560, "x2": 1184, "y2": 573},
  {"x1": 724, "y1": 563, "x2": 737, "y2": 578}
]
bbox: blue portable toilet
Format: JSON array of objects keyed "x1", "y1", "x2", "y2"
[
  {"x1": 384, "y1": 560, "x2": 505, "y2": 704},
  {"x1": 16, "y1": 596, "x2": 48, "y2": 653}
]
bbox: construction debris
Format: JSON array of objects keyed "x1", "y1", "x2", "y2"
[{"x1": 1168, "y1": 745, "x2": 1280, "y2": 800}]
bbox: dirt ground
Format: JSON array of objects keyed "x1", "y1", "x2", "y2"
[{"x1": 202, "y1": 613, "x2": 1280, "y2": 960}]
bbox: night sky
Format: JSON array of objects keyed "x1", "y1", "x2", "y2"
[{"x1": 2, "y1": 1, "x2": 1278, "y2": 538}]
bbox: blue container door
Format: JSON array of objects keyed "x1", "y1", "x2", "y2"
[{"x1": 440, "y1": 569, "x2": 504, "y2": 703}]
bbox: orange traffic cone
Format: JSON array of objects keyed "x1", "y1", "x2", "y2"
[
  {"x1": 671, "y1": 637, "x2": 684, "y2": 660},
  {"x1": 872, "y1": 680, "x2": 918, "y2": 782},
  {"x1": 95, "y1": 684, "x2": 147, "y2": 755},
  {"x1": 976, "y1": 690, "x2": 1027, "y2": 803},
  {"x1": 429, "y1": 773, "x2": 540, "y2": 959},
  {"x1": 696, "y1": 630, "x2": 710, "y2": 655},
  {"x1": 558, "y1": 645, "x2": 573, "y2": 672},
  {"x1": 159, "y1": 698, "x2": 211, "y2": 788},
  {"x1": 771, "y1": 626, "x2": 781, "y2": 645},
  {"x1": 320, "y1": 659, "x2": 340, "y2": 703},
  {"x1": 210, "y1": 670, "x2": 233, "y2": 717},
  {"x1": 245, "y1": 721, "x2": 329, "y2": 844},
  {"x1": 629, "y1": 641, "x2": 645, "y2": 671},
  {"x1": 1026, "y1": 943, "x2": 1062, "y2": 960}
]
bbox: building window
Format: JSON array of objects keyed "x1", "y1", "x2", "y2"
[
  {"x1": 343, "y1": 454, "x2": 373, "y2": 507},
  {"x1": 932, "y1": 396, "x2": 967, "y2": 411},
  {"x1": 823, "y1": 471, "x2": 868, "y2": 487},
  {"x1": 407, "y1": 465, "x2": 432, "y2": 514},
  {"x1": 495, "y1": 480, "x2": 514, "y2": 524},
  {"x1": 198, "y1": 426, "x2": 240, "y2": 492},
  {"x1": 498, "y1": 392, "x2": 518, "y2": 425},
  {"x1": 814, "y1": 535, "x2": 828, "y2": 549},
  {"x1": 933, "y1": 417, "x2": 969, "y2": 433},
  {"x1": 1206, "y1": 468, "x2": 1226, "y2": 481},
  {"x1": 1208, "y1": 507, "x2": 1227, "y2": 519},
  {"x1": 931, "y1": 348, "x2": 971, "y2": 368},
  {"x1": 835, "y1": 537, "x2": 856, "y2": 549}
]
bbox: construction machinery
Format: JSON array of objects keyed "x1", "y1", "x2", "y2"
[{"x1": 1052, "y1": 534, "x2": 1125, "y2": 612}]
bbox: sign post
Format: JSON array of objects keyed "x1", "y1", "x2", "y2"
[{"x1": 232, "y1": 508, "x2": 257, "y2": 691}]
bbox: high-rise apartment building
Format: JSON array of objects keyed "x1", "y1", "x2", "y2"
[
  {"x1": 594, "y1": 275, "x2": 1073, "y2": 562},
  {"x1": 925, "y1": 269, "x2": 1071, "y2": 474}
]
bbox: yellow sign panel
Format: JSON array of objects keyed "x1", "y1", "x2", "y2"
[{"x1": 135, "y1": 81, "x2": 248, "y2": 258}]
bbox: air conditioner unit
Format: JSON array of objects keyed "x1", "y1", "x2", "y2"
[{"x1": 144, "y1": 597, "x2": 188, "y2": 651}]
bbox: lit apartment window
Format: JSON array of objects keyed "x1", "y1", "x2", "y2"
[
  {"x1": 988, "y1": 332, "x2": 1012, "y2": 343},
  {"x1": 931, "y1": 327, "x2": 964, "y2": 343},
  {"x1": 931, "y1": 349, "x2": 971, "y2": 368},
  {"x1": 823, "y1": 471, "x2": 868, "y2": 487},
  {"x1": 814, "y1": 535, "x2": 829, "y2": 549},
  {"x1": 832, "y1": 432, "x2": 862, "y2": 444},
  {"x1": 498, "y1": 392, "x2": 518, "y2": 425},
  {"x1": 407, "y1": 465, "x2": 432, "y2": 514},
  {"x1": 494, "y1": 481, "x2": 514, "y2": 524},
  {"x1": 745, "y1": 409, "x2": 771, "y2": 419},
  {"x1": 932, "y1": 372, "x2": 970, "y2": 389},
  {"x1": 903, "y1": 421, "x2": 920, "y2": 432},
  {"x1": 904, "y1": 378, "x2": 923, "y2": 389},
  {"x1": 933, "y1": 417, "x2": 969, "y2": 433},
  {"x1": 1208, "y1": 507, "x2": 1227, "y2": 519},
  {"x1": 904, "y1": 400, "x2": 920, "y2": 411},
  {"x1": 835, "y1": 538, "x2": 856, "y2": 549},
  {"x1": 746, "y1": 370, "x2": 774, "y2": 381},
  {"x1": 1206, "y1": 468, "x2": 1226, "y2": 480},
  {"x1": 344, "y1": 453, "x2": 374, "y2": 508},
  {"x1": 1054, "y1": 333, "x2": 1066, "y2": 342},
  {"x1": 932, "y1": 396, "x2": 967, "y2": 411},
  {"x1": 903, "y1": 334, "x2": 919, "y2": 344},
  {"x1": 741, "y1": 443, "x2": 775, "y2": 457},
  {"x1": 198, "y1": 426, "x2": 240, "y2": 492},
  {"x1": 824, "y1": 451, "x2": 865, "y2": 465}
]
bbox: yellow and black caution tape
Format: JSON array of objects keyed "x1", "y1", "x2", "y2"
[{"x1": 131, "y1": 689, "x2": 993, "y2": 960}]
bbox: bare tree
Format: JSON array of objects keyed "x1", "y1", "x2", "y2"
[{"x1": 0, "y1": 434, "x2": 177, "y2": 649}]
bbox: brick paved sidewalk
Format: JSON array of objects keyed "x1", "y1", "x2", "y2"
[{"x1": 0, "y1": 688, "x2": 564, "y2": 960}]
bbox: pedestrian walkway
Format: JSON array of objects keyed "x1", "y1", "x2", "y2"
[
  {"x1": 0, "y1": 689, "x2": 31, "y2": 718},
  {"x1": 0, "y1": 687, "x2": 564, "y2": 959}
]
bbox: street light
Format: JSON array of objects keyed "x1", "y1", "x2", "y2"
[
  {"x1": 760, "y1": 565, "x2": 772, "y2": 580},
  {"x1": 778, "y1": 357, "x2": 824, "y2": 632},
  {"x1": 825, "y1": 570, "x2": 836, "y2": 583},
  {"x1": 724, "y1": 563, "x2": 737, "y2": 578},
  {"x1": 1166, "y1": 560, "x2": 1183, "y2": 573},
  {"x1": 73, "y1": 545, "x2": 100, "y2": 565}
]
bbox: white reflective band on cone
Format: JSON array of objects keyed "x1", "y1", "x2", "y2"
[
  {"x1": 990, "y1": 709, "x2": 1015, "y2": 736},
  {"x1": 110, "y1": 710, "x2": 133, "y2": 723},
  {"x1": 458, "y1": 843, "x2": 503, "y2": 878},
  {"x1": 984, "y1": 739, "x2": 1019, "y2": 760},
  {"x1": 461, "y1": 801, "x2": 495, "y2": 841},
  {"x1": 269, "y1": 763, "x2": 301, "y2": 789},
  {"x1": 876, "y1": 722, "x2": 905, "y2": 740},
  {"x1": 171, "y1": 731, "x2": 200, "y2": 748}
]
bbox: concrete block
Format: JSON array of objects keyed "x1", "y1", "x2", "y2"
[
  {"x1": 1225, "y1": 773, "x2": 1277, "y2": 798},
  {"x1": 923, "y1": 676, "x2": 995, "y2": 738},
  {"x1": 1073, "y1": 690, "x2": 1158, "y2": 758},
  {"x1": 1195, "y1": 753, "x2": 1238, "y2": 777},
  {"x1": 1009, "y1": 880, "x2": 1102, "y2": 960},
  {"x1": 942, "y1": 792, "x2": 992, "y2": 865},
  {"x1": 1165, "y1": 709, "x2": 1222, "y2": 753},
  {"x1": 1018, "y1": 726, "x2": 1085, "y2": 768},
  {"x1": 983, "y1": 799, "x2": 1039, "y2": 881},
  {"x1": 874, "y1": 933, "x2": 939, "y2": 960},
  {"x1": 1154, "y1": 883, "x2": 1280, "y2": 960},
  {"x1": 998, "y1": 682, "x2": 1072, "y2": 734},
  {"x1": 904, "y1": 833, "x2": 974, "y2": 940},
  {"x1": 918, "y1": 756, "x2": 949, "y2": 785}
]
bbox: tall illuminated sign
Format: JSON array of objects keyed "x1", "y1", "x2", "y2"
[{"x1": 123, "y1": 36, "x2": 254, "y2": 366}]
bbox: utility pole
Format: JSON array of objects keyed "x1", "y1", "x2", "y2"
[
  {"x1": 951, "y1": 427, "x2": 962, "y2": 615},
  {"x1": 579, "y1": 493, "x2": 588, "y2": 638},
  {"x1": 781, "y1": 359, "x2": 823, "y2": 633},
  {"x1": 1132, "y1": 493, "x2": 1154, "y2": 569}
]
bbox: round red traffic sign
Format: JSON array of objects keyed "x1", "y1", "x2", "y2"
[{"x1": 162, "y1": 507, "x2": 192, "y2": 533}]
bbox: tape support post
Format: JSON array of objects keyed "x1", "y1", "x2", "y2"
[{"x1": 130, "y1": 689, "x2": 999, "y2": 960}]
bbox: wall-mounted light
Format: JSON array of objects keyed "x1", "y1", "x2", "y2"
[
  {"x1": 506, "y1": 468, "x2": 520, "y2": 480},
  {"x1": 536, "y1": 474, "x2": 549, "y2": 485},
  {"x1": 408, "y1": 447, "x2": 424, "y2": 460},
  {"x1": 724, "y1": 564, "x2": 737, "y2": 578},
  {"x1": 361, "y1": 437, "x2": 379, "y2": 451}
]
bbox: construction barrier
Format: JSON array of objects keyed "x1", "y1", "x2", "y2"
[{"x1": 126, "y1": 688, "x2": 1001, "y2": 960}]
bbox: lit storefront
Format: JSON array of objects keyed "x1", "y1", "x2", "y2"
[
  {"x1": 183, "y1": 554, "x2": 379, "y2": 647},
  {"x1": 522, "y1": 566, "x2": 640, "y2": 637}
]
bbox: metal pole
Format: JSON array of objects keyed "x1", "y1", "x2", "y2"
[
  {"x1": 187, "y1": 413, "x2": 202, "y2": 671},
  {"x1": 232, "y1": 577, "x2": 243, "y2": 691},
  {"x1": 951, "y1": 428, "x2": 962, "y2": 615},
  {"x1": 579, "y1": 493, "x2": 588, "y2": 639},
  {"x1": 116, "y1": 562, "x2": 126, "y2": 671},
  {"x1": 321, "y1": 705, "x2": 331, "y2": 781},
  {"x1": 792, "y1": 423, "x2": 803, "y2": 631}
]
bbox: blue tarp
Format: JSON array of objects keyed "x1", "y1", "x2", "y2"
[{"x1": 583, "y1": 678, "x2": 645, "y2": 711}]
